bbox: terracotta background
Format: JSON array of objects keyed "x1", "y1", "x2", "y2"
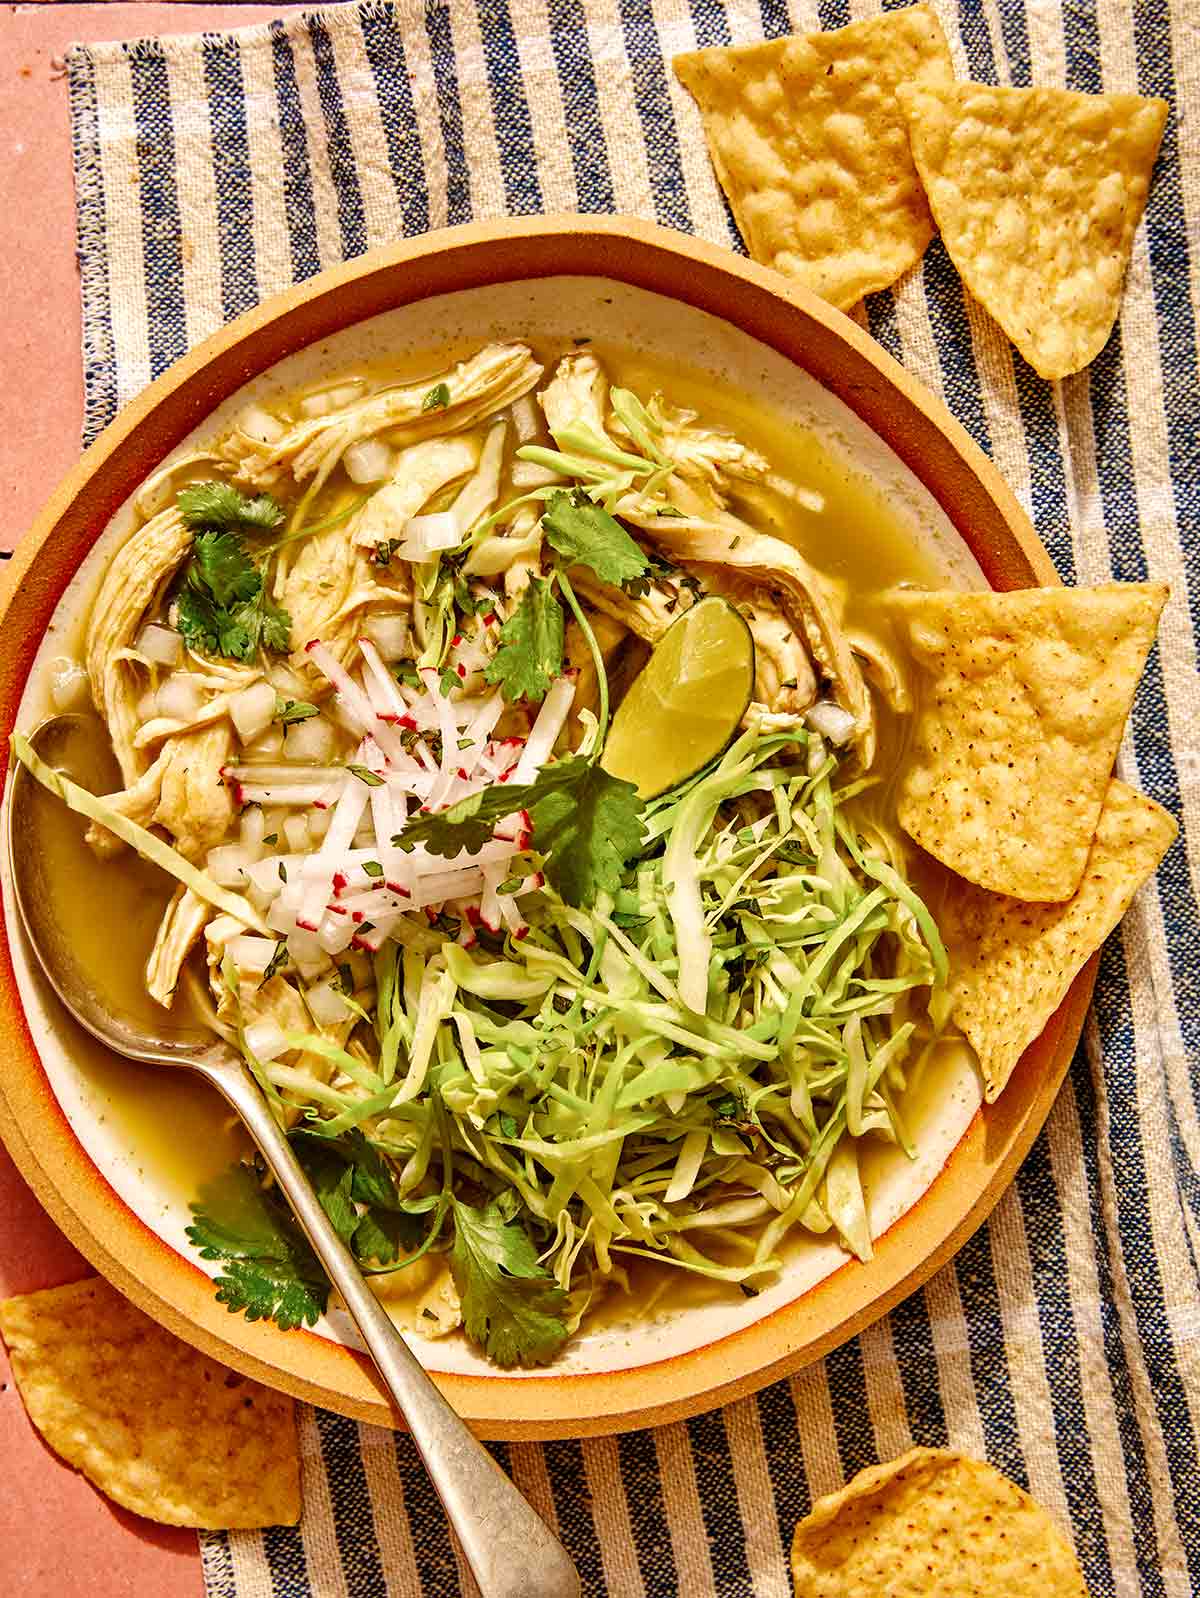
[{"x1": 0, "y1": 7, "x2": 305, "y2": 1591}]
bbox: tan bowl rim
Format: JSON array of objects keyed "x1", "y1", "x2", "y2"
[{"x1": 0, "y1": 214, "x2": 1079, "y2": 1440}]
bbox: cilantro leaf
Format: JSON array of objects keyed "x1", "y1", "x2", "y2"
[
  {"x1": 290, "y1": 1127, "x2": 425, "y2": 1265},
  {"x1": 483, "y1": 577, "x2": 564, "y2": 703},
  {"x1": 400, "y1": 754, "x2": 644, "y2": 907},
  {"x1": 450, "y1": 1198, "x2": 569, "y2": 1367},
  {"x1": 178, "y1": 480, "x2": 284, "y2": 532},
  {"x1": 258, "y1": 940, "x2": 289, "y2": 987},
  {"x1": 347, "y1": 763, "x2": 385, "y2": 787},
  {"x1": 422, "y1": 382, "x2": 451, "y2": 412},
  {"x1": 275, "y1": 697, "x2": 320, "y2": 726},
  {"x1": 542, "y1": 488, "x2": 649, "y2": 588},
  {"x1": 187, "y1": 531, "x2": 262, "y2": 606},
  {"x1": 187, "y1": 1165, "x2": 328, "y2": 1331},
  {"x1": 526, "y1": 758, "x2": 644, "y2": 906},
  {"x1": 175, "y1": 530, "x2": 291, "y2": 662},
  {"x1": 353, "y1": 1210, "x2": 418, "y2": 1267}
]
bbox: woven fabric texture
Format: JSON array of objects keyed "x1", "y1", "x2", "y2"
[{"x1": 66, "y1": 2, "x2": 1198, "y2": 1594}]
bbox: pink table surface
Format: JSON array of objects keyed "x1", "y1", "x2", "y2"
[{"x1": 0, "y1": 6, "x2": 304, "y2": 1591}]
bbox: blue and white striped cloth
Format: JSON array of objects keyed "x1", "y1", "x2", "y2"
[{"x1": 65, "y1": 3, "x2": 1198, "y2": 1593}]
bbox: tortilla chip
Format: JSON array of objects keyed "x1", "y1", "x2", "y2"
[
  {"x1": 0, "y1": 1277, "x2": 300, "y2": 1528},
  {"x1": 673, "y1": 7, "x2": 953, "y2": 310},
  {"x1": 943, "y1": 778, "x2": 1174, "y2": 1100},
  {"x1": 897, "y1": 81, "x2": 1167, "y2": 378},
  {"x1": 791, "y1": 1446, "x2": 1089, "y2": 1596},
  {"x1": 891, "y1": 582, "x2": 1166, "y2": 902}
]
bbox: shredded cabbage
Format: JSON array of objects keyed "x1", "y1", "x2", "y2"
[{"x1": 209, "y1": 726, "x2": 945, "y2": 1293}]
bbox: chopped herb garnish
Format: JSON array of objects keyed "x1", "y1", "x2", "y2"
[
  {"x1": 258, "y1": 941, "x2": 289, "y2": 987},
  {"x1": 422, "y1": 382, "x2": 451, "y2": 412},
  {"x1": 362, "y1": 861, "x2": 384, "y2": 879},
  {"x1": 347, "y1": 764, "x2": 385, "y2": 787},
  {"x1": 275, "y1": 697, "x2": 320, "y2": 726}
]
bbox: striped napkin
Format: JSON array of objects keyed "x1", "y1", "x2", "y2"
[{"x1": 65, "y1": 3, "x2": 1198, "y2": 1594}]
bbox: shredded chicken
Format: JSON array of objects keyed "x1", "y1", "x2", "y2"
[
  {"x1": 146, "y1": 886, "x2": 211, "y2": 1007},
  {"x1": 849, "y1": 629, "x2": 912, "y2": 715},
  {"x1": 85, "y1": 506, "x2": 193, "y2": 785},
  {"x1": 151, "y1": 723, "x2": 236, "y2": 861},
  {"x1": 222, "y1": 344, "x2": 543, "y2": 520},
  {"x1": 620, "y1": 392, "x2": 770, "y2": 500},
  {"x1": 352, "y1": 436, "x2": 479, "y2": 549},
  {"x1": 700, "y1": 570, "x2": 817, "y2": 715},
  {"x1": 539, "y1": 350, "x2": 610, "y2": 443}
]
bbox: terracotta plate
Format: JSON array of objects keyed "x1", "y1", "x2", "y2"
[{"x1": 0, "y1": 217, "x2": 1083, "y2": 1439}]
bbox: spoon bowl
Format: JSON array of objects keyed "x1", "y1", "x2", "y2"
[{"x1": 6, "y1": 714, "x2": 580, "y2": 1598}]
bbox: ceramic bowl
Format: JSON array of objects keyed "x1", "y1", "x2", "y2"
[{"x1": 0, "y1": 216, "x2": 1082, "y2": 1439}]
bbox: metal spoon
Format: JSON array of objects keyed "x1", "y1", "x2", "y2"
[{"x1": 6, "y1": 714, "x2": 579, "y2": 1598}]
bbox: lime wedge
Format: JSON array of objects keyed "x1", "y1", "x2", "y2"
[{"x1": 601, "y1": 596, "x2": 755, "y2": 799}]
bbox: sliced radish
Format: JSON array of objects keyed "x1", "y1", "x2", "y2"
[{"x1": 513, "y1": 674, "x2": 575, "y2": 783}]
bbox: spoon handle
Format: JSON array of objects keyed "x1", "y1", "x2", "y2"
[{"x1": 200, "y1": 1049, "x2": 580, "y2": 1598}]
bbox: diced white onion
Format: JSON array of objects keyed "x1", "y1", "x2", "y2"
[
  {"x1": 227, "y1": 934, "x2": 280, "y2": 975},
  {"x1": 510, "y1": 460, "x2": 561, "y2": 489},
  {"x1": 267, "y1": 661, "x2": 309, "y2": 699},
  {"x1": 361, "y1": 613, "x2": 410, "y2": 662},
  {"x1": 306, "y1": 976, "x2": 351, "y2": 1026},
  {"x1": 396, "y1": 511, "x2": 461, "y2": 559},
  {"x1": 237, "y1": 404, "x2": 286, "y2": 444},
  {"x1": 137, "y1": 623, "x2": 183, "y2": 667},
  {"x1": 298, "y1": 380, "x2": 364, "y2": 418},
  {"x1": 804, "y1": 701, "x2": 856, "y2": 745},
  {"x1": 48, "y1": 656, "x2": 90, "y2": 712},
  {"x1": 155, "y1": 674, "x2": 204, "y2": 722},
  {"x1": 286, "y1": 929, "x2": 329, "y2": 981},
  {"x1": 242, "y1": 725, "x2": 284, "y2": 759},
  {"x1": 344, "y1": 438, "x2": 395, "y2": 484},
  {"x1": 239, "y1": 807, "x2": 267, "y2": 852},
  {"x1": 284, "y1": 814, "x2": 310, "y2": 853},
  {"x1": 510, "y1": 394, "x2": 541, "y2": 444},
  {"x1": 230, "y1": 681, "x2": 278, "y2": 744},
  {"x1": 243, "y1": 1019, "x2": 290, "y2": 1063},
  {"x1": 206, "y1": 843, "x2": 256, "y2": 887},
  {"x1": 283, "y1": 714, "x2": 336, "y2": 764}
]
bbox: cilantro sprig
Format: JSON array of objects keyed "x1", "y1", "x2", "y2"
[
  {"x1": 416, "y1": 489, "x2": 650, "y2": 904},
  {"x1": 484, "y1": 489, "x2": 649, "y2": 705},
  {"x1": 484, "y1": 576, "x2": 563, "y2": 703},
  {"x1": 190, "y1": 1131, "x2": 570, "y2": 1365},
  {"x1": 401, "y1": 753, "x2": 643, "y2": 907},
  {"x1": 187, "y1": 1129, "x2": 433, "y2": 1328},
  {"x1": 173, "y1": 482, "x2": 291, "y2": 663}
]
